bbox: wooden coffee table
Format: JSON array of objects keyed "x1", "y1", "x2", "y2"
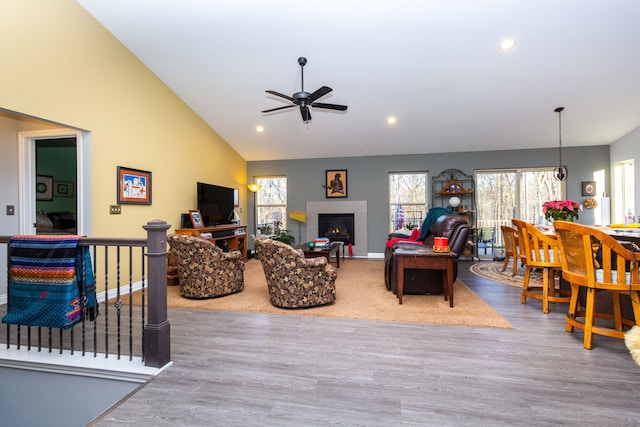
[
  {"x1": 302, "y1": 242, "x2": 341, "y2": 268},
  {"x1": 394, "y1": 246, "x2": 457, "y2": 307}
]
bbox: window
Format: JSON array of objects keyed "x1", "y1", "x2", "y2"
[
  {"x1": 614, "y1": 159, "x2": 634, "y2": 223},
  {"x1": 389, "y1": 172, "x2": 427, "y2": 232},
  {"x1": 475, "y1": 167, "x2": 564, "y2": 238},
  {"x1": 255, "y1": 176, "x2": 287, "y2": 232}
]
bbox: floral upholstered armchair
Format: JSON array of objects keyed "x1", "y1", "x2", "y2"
[
  {"x1": 168, "y1": 234, "x2": 244, "y2": 299},
  {"x1": 254, "y1": 237, "x2": 337, "y2": 308}
]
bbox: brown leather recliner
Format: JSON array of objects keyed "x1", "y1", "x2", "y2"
[{"x1": 384, "y1": 213, "x2": 470, "y2": 294}]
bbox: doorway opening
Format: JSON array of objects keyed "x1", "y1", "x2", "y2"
[
  {"x1": 35, "y1": 137, "x2": 78, "y2": 234},
  {"x1": 19, "y1": 126, "x2": 90, "y2": 235}
]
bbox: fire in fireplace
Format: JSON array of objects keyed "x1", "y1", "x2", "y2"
[{"x1": 317, "y1": 213, "x2": 355, "y2": 245}]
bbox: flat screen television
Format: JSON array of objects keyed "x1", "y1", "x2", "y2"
[{"x1": 197, "y1": 182, "x2": 235, "y2": 226}]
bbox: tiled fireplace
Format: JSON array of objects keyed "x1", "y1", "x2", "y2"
[{"x1": 306, "y1": 201, "x2": 367, "y2": 257}]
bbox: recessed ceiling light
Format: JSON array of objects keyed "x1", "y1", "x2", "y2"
[
  {"x1": 500, "y1": 38, "x2": 516, "y2": 51},
  {"x1": 256, "y1": 125, "x2": 264, "y2": 132},
  {"x1": 387, "y1": 116, "x2": 397, "y2": 125}
]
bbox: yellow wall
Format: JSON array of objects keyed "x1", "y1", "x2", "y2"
[{"x1": 0, "y1": 0, "x2": 247, "y2": 237}]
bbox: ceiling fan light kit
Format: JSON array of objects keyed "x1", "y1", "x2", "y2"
[{"x1": 262, "y1": 57, "x2": 348, "y2": 123}]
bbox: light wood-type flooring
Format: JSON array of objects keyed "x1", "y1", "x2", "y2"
[{"x1": 91, "y1": 260, "x2": 640, "y2": 426}]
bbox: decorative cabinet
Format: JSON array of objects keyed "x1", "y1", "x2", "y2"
[{"x1": 431, "y1": 168, "x2": 477, "y2": 259}]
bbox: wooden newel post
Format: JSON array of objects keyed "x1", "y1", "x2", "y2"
[{"x1": 143, "y1": 219, "x2": 171, "y2": 367}]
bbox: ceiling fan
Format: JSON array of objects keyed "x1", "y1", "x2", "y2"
[{"x1": 262, "y1": 57, "x2": 348, "y2": 122}]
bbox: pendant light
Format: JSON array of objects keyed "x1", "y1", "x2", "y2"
[{"x1": 553, "y1": 106, "x2": 567, "y2": 181}]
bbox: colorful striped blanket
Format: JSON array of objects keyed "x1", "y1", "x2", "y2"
[{"x1": 2, "y1": 235, "x2": 97, "y2": 329}]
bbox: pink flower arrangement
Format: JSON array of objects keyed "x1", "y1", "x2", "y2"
[{"x1": 542, "y1": 200, "x2": 581, "y2": 222}]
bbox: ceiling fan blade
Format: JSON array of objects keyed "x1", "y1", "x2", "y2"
[
  {"x1": 307, "y1": 86, "x2": 332, "y2": 103},
  {"x1": 262, "y1": 105, "x2": 296, "y2": 113},
  {"x1": 265, "y1": 90, "x2": 294, "y2": 102},
  {"x1": 300, "y1": 106, "x2": 311, "y2": 122},
  {"x1": 311, "y1": 102, "x2": 348, "y2": 111}
]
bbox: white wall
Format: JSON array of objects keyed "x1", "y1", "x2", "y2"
[
  {"x1": 609, "y1": 126, "x2": 640, "y2": 222},
  {"x1": 0, "y1": 114, "x2": 62, "y2": 296}
]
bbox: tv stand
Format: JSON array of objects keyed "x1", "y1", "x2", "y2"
[{"x1": 175, "y1": 224, "x2": 247, "y2": 260}]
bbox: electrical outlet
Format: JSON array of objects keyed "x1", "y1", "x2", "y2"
[
  {"x1": 6, "y1": 205, "x2": 15, "y2": 215},
  {"x1": 110, "y1": 205, "x2": 122, "y2": 214},
  {"x1": 239, "y1": 207, "x2": 243, "y2": 213}
]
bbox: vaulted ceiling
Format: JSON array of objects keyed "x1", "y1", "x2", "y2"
[{"x1": 77, "y1": 0, "x2": 640, "y2": 161}]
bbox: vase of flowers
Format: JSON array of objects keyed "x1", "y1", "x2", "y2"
[{"x1": 542, "y1": 200, "x2": 581, "y2": 222}]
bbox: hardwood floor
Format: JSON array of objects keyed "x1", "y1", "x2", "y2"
[{"x1": 91, "y1": 261, "x2": 640, "y2": 427}]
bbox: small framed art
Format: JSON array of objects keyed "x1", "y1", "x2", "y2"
[
  {"x1": 582, "y1": 181, "x2": 596, "y2": 196},
  {"x1": 189, "y1": 209, "x2": 205, "y2": 229},
  {"x1": 325, "y1": 170, "x2": 347, "y2": 198},
  {"x1": 54, "y1": 181, "x2": 74, "y2": 198},
  {"x1": 36, "y1": 175, "x2": 53, "y2": 201},
  {"x1": 117, "y1": 166, "x2": 152, "y2": 205}
]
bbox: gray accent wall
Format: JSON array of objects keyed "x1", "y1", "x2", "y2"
[{"x1": 248, "y1": 145, "x2": 610, "y2": 254}]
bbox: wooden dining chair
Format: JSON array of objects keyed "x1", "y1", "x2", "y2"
[
  {"x1": 500, "y1": 225, "x2": 525, "y2": 276},
  {"x1": 511, "y1": 219, "x2": 570, "y2": 313},
  {"x1": 554, "y1": 221, "x2": 640, "y2": 349}
]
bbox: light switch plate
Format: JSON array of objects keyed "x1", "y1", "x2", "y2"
[{"x1": 110, "y1": 205, "x2": 122, "y2": 214}]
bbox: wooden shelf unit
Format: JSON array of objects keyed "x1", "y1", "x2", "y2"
[
  {"x1": 431, "y1": 168, "x2": 477, "y2": 259},
  {"x1": 174, "y1": 224, "x2": 248, "y2": 260}
]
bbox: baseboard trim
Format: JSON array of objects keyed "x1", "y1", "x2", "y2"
[{"x1": 0, "y1": 346, "x2": 169, "y2": 383}]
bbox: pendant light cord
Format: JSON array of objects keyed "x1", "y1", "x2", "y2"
[
  {"x1": 557, "y1": 107, "x2": 563, "y2": 169},
  {"x1": 554, "y1": 106, "x2": 565, "y2": 181}
]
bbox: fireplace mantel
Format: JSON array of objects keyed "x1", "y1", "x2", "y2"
[{"x1": 306, "y1": 201, "x2": 367, "y2": 257}]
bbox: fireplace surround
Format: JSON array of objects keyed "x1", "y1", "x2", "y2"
[{"x1": 306, "y1": 201, "x2": 367, "y2": 257}]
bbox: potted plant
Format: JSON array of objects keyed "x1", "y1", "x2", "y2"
[
  {"x1": 404, "y1": 222, "x2": 417, "y2": 231},
  {"x1": 542, "y1": 200, "x2": 581, "y2": 222},
  {"x1": 259, "y1": 224, "x2": 272, "y2": 235},
  {"x1": 273, "y1": 220, "x2": 282, "y2": 236},
  {"x1": 272, "y1": 229, "x2": 295, "y2": 246}
]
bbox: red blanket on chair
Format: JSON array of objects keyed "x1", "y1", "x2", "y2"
[{"x1": 386, "y1": 228, "x2": 422, "y2": 248}]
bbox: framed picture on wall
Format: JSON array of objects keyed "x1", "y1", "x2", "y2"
[
  {"x1": 117, "y1": 166, "x2": 152, "y2": 205},
  {"x1": 324, "y1": 170, "x2": 348, "y2": 198},
  {"x1": 582, "y1": 181, "x2": 596, "y2": 196},
  {"x1": 54, "y1": 181, "x2": 74, "y2": 197},
  {"x1": 36, "y1": 175, "x2": 53, "y2": 201}
]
